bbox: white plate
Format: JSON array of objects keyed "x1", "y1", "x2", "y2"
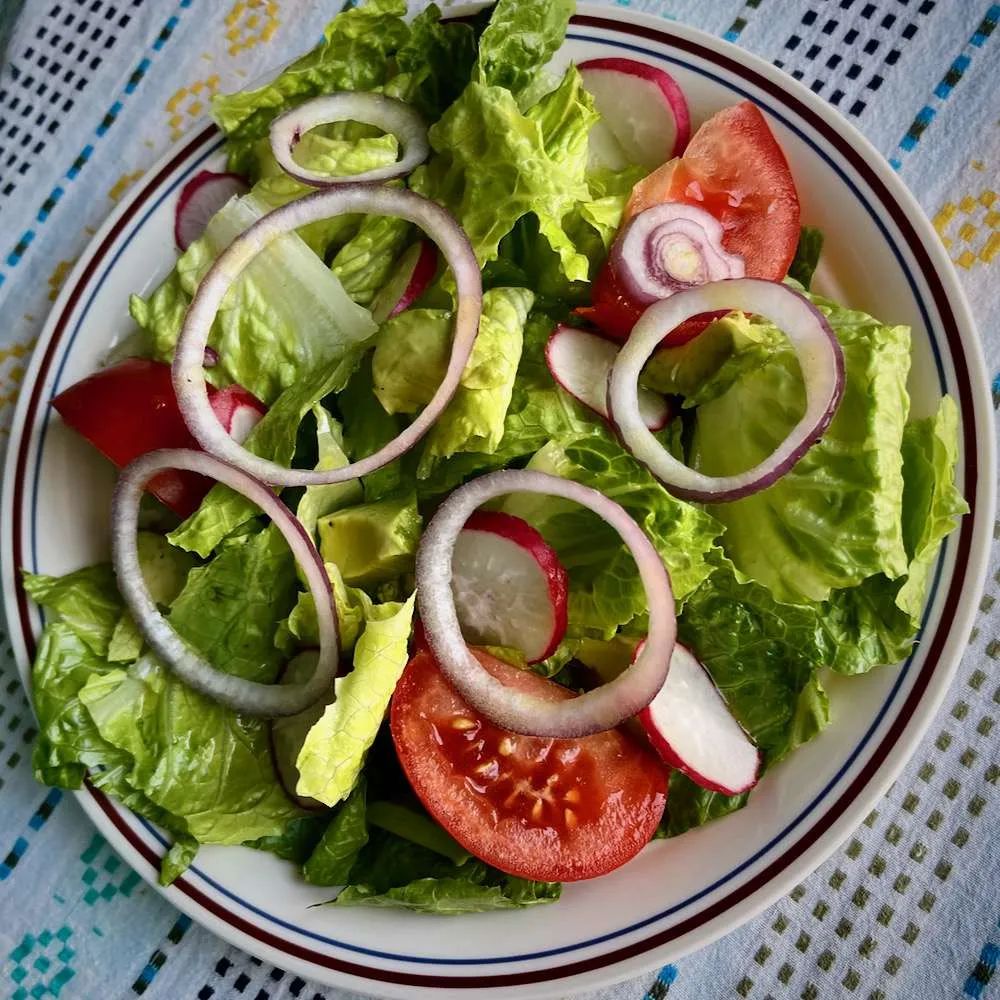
[{"x1": 2, "y1": 6, "x2": 995, "y2": 998}]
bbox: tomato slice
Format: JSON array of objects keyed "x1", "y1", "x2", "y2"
[
  {"x1": 589, "y1": 101, "x2": 800, "y2": 345},
  {"x1": 626, "y1": 101, "x2": 800, "y2": 278},
  {"x1": 390, "y1": 649, "x2": 668, "y2": 882},
  {"x1": 53, "y1": 358, "x2": 221, "y2": 517}
]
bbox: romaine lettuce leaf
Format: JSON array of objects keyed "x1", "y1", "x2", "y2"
[
  {"x1": 692, "y1": 294, "x2": 912, "y2": 603},
  {"x1": 474, "y1": 0, "x2": 573, "y2": 99},
  {"x1": 330, "y1": 211, "x2": 413, "y2": 308},
  {"x1": 820, "y1": 395, "x2": 967, "y2": 674},
  {"x1": 132, "y1": 193, "x2": 376, "y2": 406},
  {"x1": 23, "y1": 564, "x2": 121, "y2": 657},
  {"x1": 503, "y1": 434, "x2": 722, "y2": 635},
  {"x1": 303, "y1": 780, "x2": 369, "y2": 886},
  {"x1": 418, "y1": 287, "x2": 534, "y2": 472},
  {"x1": 332, "y1": 829, "x2": 560, "y2": 913},
  {"x1": 168, "y1": 352, "x2": 364, "y2": 557},
  {"x1": 212, "y1": 0, "x2": 410, "y2": 176},
  {"x1": 296, "y1": 594, "x2": 416, "y2": 806},
  {"x1": 412, "y1": 67, "x2": 596, "y2": 279}
]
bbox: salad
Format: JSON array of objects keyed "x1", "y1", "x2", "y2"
[{"x1": 23, "y1": 0, "x2": 967, "y2": 915}]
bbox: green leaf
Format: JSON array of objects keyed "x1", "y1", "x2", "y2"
[
  {"x1": 212, "y1": 0, "x2": 410, "y2": 174},
  {"x1": 820, "y1": 395, "x2": 967, "y2": 675},
  {"x1": 132, "y1": 193, "x2": 376, "y2": 406},
  {"x1": 245, "y1": 814, "x2": 331, "y2": 865},
  {"x1": 418, "y1": 287, "x2": 534, "y2": 471},
  {"x1": 333, "y1": 876, "x2": 560, "y2": 913},
  {"x1": 412, "y1": 67, "x2": 596, "y2": 280},
  {"x1": 693, "y1": 293, "x2": 912, "y2": 603},
  {"x1": 169, "y1": 353, "x2": 364, "y2": 557},
  {"x1": 23, "y1": 564, "x2": 121, "y2": 657},
  {"x1": 338, "y1": 357, "x2": 408, "y2": 503},
  {"x1": 474, "y1": 0, "x2": 573, "y2": 99},
  {"x1": 502, "y1": 434, "x2": 722, "y2": 635},
  {"x1": 303, "y1": 780, "x2": 369, "y2": 886},
  {"x1": 788, "y1": 226, "x2": 824, "y2": 290},
  {"x1": 296, "y1": 594, "x2": 416, "y2": 806},
  {"x1": 330, "y1": 212, "x2": 414, "y2": 308},
  {"x1": 366, "y1": 801, "x2": 470, "y2": 865},
  {"x1": 371, "y1": 307, "x2": 453, "y2": 415}
]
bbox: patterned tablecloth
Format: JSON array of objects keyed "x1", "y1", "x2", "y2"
[{"x1": 0, "y1": 2, "x2": 997, "y2": 998}]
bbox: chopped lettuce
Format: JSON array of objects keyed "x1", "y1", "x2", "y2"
[
  {"x1": 296, "y1": 594, "x2": 416, "y2": 806},
  {"x1": 303, "y1": 781, "x2": 369, "y2": 886},
  {"x1": 318, "y1": 493, "x2": 422, "y2": 587},
  {"x1": 418, "y1": 287, "x2": 534, "y2": 471},
  {"x1": 23, "y1": 564, "x2": 121, "y2": 657},
  {"x1": 131, "y1": 193, "x2": 376, "y2": 406},
  {"x1": 372, "y1": 307, "x2": 454, "y2": 415},
  {"x1": 366, "y1": 801, "x2": 470, "y2": 865},
  {"x1": 820, "y1": 396, "x2": 967, "y2": 674},
  {"x1": 212, "y1": 0, "x2": 410, "y2": 175},
  {"x1": 503, "y1": 434, "x2": 722, "y2": 635},
  {"x1": 331, "y1": 211, "x2": 414, "y2": 308},
  {"x1": 692, "y1": 294, "x2": 912, "y2": 603},
  {"x1": 168, "y1": 352, "x2": 364, "y2": 557},
  {"x1": 332, "y1": 828, "x2": 560, "y2": 913},
  {"x1": 412, "y1": 68, "x2": 596, "y2": 279},
  {"x1": 474, "y1": 0, "x2": 573, "y2": 100}
]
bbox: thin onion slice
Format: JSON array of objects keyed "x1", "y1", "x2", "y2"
[
  {"x1": 416, "y1": 470, "x2": 676, "y2": 738},
  {"x1": 173, "y1": 185, "x2": 482, "y2": 487},
  {"x1": 608, "y1": 278, "x2": 845, "y2": 503},
  {"x1": 111, "y1": 448, "x2": 338, "y2": 717},
  {"x1": 612, "y1": 202, "x2": 744, "y2": 305},
  {"x1": 269, "y1": 92, "x2": 429, "y2": 187}
]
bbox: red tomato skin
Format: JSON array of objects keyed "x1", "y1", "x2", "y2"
[
  {"x1": 51, "y1": 358, "x2": 215, "y2": 517},
  {"x1": 588, "y1": 101, "x2": 799, "y2": 346},
  {"x1": 391, "y1": 649, "x2": 668, "y2": 883}
]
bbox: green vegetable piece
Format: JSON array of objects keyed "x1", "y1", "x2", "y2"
[
  {"x1": 333, "y1": 876, "x2": 560, "y2": 913},
  {"x1": 303, "y1": 781, "x2": 369, "y2": 886},
  {"x1": 331, "y1": 211, "x2": 413, "y2": 308},
  {"x1": 366, "y1": 802, "x2": 471, "y2": 865},
  {"x1": 788, "y1": 225, "x2": 824, "y2": 290},
  {"x1": 692, "y1": 292, "x2": 912, "y2": 603},
  {"x1": 318, "y1": 494, "x2": 422, "y2": 587},
  {"x1": 296, "y1": 594, "x2": 416, "y2": 807}
]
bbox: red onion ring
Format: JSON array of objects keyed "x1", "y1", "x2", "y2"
[
  {"x1": 608, "y1": 278, "x2": 845, "y2": 503},
  {"x1": 172, "y1": 185, "x2": 482, "y2": 487},
  {"x1": 269, "y1": 93, "x2": 429, "y2": 187},
  {"x1": 111, "y1": 448, "x2": 339, "y2": 717},
  {"x1": 611, "y1": 202, "x2": 744, "y2": 305},
  {"x1": 416, "y1": 470, "x2": 676, "y2": 738}
]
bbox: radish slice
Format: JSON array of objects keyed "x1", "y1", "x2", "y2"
[
  {"x1": 210, "y1": 384, "x2": 266, "y2": 444},
  {"x1": 174, "y1": 170, "x2": 250, "y2": 251},
  {"x1": 111, "y1": 448, "x2": 339, "y2": 717},
  {"x1": 545, "y1": 325, "x2": 671, "y2": 431},
  {"x1": 371, "y1": 240, "x2": 437, "y2": 324},
  {"x1": 452, "y1": 511, "x2": 568, "y2": 664},
  {"x1": 579, "y1": 58, "x2": 691, "y2": 169},
  {"x1": 611, "y1": 203, "x2": 745, "y2": 306},
  {"x1": 608, "y1": 278, "x2": 845, "y2": 503},
  {"x1": 269, "y1": 92, "x2": 429, "y2": 188},
  {"x1": 173, "y1": 184, "x2": 482, "y2": 488},
  {"x1": 270, "y1": 651, "x2": 338, "y2": 810},
  {"x1": 417, "y1": 469, "x2": 676, "y2": 738},
  {"x1": 637, "y1": 642, "x2": 760, "y2": 795}
]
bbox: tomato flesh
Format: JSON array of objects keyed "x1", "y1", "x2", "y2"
[
  {"x1": 391, "y1": 649, "x2": 668, "y2": 882},
  {"x1": 589, "y1": 101, "x2": 800, "y2": 345},
  {"x1": 53, "y1": 358, "x2": 220, "y2": 517}
]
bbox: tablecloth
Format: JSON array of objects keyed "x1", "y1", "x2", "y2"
[{"x1": 0, "y1": 2, "x2": 996, "y2": 998}]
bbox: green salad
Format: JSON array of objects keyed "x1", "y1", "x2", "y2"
[{"x1": 25, "y1": 0, "x2": 966, "y2": 913}]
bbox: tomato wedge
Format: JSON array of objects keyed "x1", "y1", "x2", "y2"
[
  {"x1": 51, "y1": 358, "x2": 264, "y2": 517},
  {"x1": 589, "y1": 101, "x2": 800, "y2": 344},
  {"x1": 391, "y1": 649, "x2": 668, "y2": 882}
]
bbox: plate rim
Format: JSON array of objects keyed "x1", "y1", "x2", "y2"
[{"x1": 2, "y1": 5, "x2": 995, "y2": 996}]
